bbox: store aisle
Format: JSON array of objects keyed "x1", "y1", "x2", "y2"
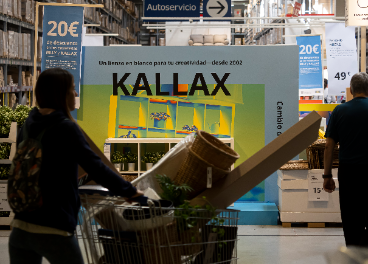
[
  {"x1": 237, "y1": 226, "x2": 345, "y2": 264},
  {"x1": 0, "y1": 226, "x2": 344, "y2": 264}
]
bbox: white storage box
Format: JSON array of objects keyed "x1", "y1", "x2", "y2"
[{"x1": 278, "y1": 169, "x2": 342, "y2": 223}]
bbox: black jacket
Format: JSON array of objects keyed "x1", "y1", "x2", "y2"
[{"x1": 14, "y1": 108, "x2": 136, "y2": 233}]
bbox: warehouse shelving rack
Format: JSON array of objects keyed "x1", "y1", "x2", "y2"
[{"x1": 0, "y1": 10, "x2": 42, "y2": 107}]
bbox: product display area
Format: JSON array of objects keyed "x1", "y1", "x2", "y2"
[{"x1": 1, "y1": 0, "x2": 367, "y2": 263}]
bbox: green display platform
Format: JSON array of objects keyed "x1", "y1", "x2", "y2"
[{"x1": 228, "y1": 203, "x2": 279, "y2": 225}]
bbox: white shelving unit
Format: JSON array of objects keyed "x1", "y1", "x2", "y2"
[
  {"x1": 0, "y1": 122, "x2": 17, "y2": 225},
  {"x1": 105, "y1": 137, "x2": 235, "y2": 177}
]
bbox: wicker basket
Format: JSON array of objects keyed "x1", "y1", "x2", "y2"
[
  {"x1": 122, "y1": 175, "x2": 138, "y2": 182},
  {"x1": 191, "y1": 130, "x2": 239, "y2": 170},
  {"x1": 306, "y1": 139, "x2": 339, "y2": 169},
  {"x1": 279, "y1": 160, "x2": 309, "y2": 170},
  {"x1": 174, "y1": 147, "x2": 230, "y2": 199}
]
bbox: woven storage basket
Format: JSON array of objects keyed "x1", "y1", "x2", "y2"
[
  {"x1": 174, "y1": 147, "x2": 230, "y2": 199},
  {"x1": 122, "y1": 175, "x2": 138, "y2": 182},
  {"x1": 279, "y1": 160, "x2": 309, "y2": 170},
  {"x1": 191, "y1": 130, "x2": 239, "y2": 170},
  {"x1": 306, "y1": 139, "x2": 339, "y2": 169}
]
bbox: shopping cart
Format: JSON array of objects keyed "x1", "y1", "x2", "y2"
[{"x1": 77, "y1": 188, "x2": 239, "y2": 264}]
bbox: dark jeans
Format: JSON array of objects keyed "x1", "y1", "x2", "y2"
[
  {"x1": 9, "y1": 227, "x2": 84, "y2": 264},
  {"x1": 339, "y1": 164, "x2": 368, "y2": 247}
]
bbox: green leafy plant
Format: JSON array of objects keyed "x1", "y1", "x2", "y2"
[
  {"x1": 155, "y1": 175, "x2": 227, "y2": 261},
  {"x1": 156, "y1": 174, "x2": 193, "y2": 206},
  {"x1": 124, "y1": 151, "x2": 138, "y2": 163},
  {"x1": 111, "y1": 151, "x2": 125, "y2": 164},
  {"x1": 0, "y1": 143, "x2": 11, "y2": 159},
  {"x1": 0, "y1": 106, "x2": 14, "y2": 135},
  {"x1": 141, "y1": 152, "x2": 156, "y2": 163},
  {"x1": 13, "y1": 105, "x2": 32, "y2": 128},
  {"x1": 0, "y1": 165, "x2": 10, "y2": 180},
  {"x1": 156, "y1": 151, "x2": 165, "y2": 159},
  {"x1": 202, "y1": 196, "x2": 226, "y2": 262}
]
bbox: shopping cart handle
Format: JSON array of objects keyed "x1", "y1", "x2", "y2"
[
  {"x1": 130, "y1": 195, "x2": 149, "y2": 205},
  {"x1": 78, "y1": 189, "x2": 112, "y2": 196}
]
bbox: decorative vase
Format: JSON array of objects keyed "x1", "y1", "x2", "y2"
[
  {"x1": 114, "y1": 163, "x2": 121, "y2": 172},
  {"x1": 146, "y1": 163, "x2": 153, "y2": 171},
  {"x1": 128, "y1": 163, "x2": 135, "y2": 172}
]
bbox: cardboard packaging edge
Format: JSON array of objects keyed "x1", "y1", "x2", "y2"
[{"x1": 190, "y1": 111, "x2": 322, "y2": 209}]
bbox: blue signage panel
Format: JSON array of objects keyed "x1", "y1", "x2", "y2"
[
  {"x1": 203, "y1": 0, "x2": 231, "y2": 18},
  {"x1": 296, "y1": 35, "x2": 323, "y2": 90},
  {"x1": 144, "y1": 0, "x2": 200, "y2": 18},
  {"x1": 41, "y1": 6, "x2": 84, "y2": 97}
]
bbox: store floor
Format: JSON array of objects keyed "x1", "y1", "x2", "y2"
[{"x1": 0, "y1": 225, "x2": 344, "y2": 264}]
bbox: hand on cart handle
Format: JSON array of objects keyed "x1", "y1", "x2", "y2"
[
  {"x1": 323, "y1": 178, "x2": 336, "y2": 193},
  {"x1": 125, "y1": 190, "x2": 145, "y2": 204}
]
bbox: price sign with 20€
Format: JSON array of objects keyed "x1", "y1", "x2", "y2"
[
  {"x1": 296, "y1": 35, "x2": 323, "y2": 95},
  {"x1": 41, "y1": 6, "x2": 84, "y2": 98}
]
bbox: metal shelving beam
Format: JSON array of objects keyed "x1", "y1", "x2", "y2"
[{"x1": 0, "y1": 14, "x2": 43, "y2": 33}]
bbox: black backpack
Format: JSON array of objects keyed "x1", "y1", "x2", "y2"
[{"x1": 8, "y1": 126, "x2": 46, "y2": 213}]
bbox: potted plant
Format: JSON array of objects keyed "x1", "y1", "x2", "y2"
[
  {"x1": 0, "y1": 143, "x2": 11, "y2": 160},
  {"x1": 111, "y1": 151, "x2": 125, "y2": 172},
  {"x1": 0, "y1": 106, "x2": 14, "y2": 138},
  {"x1": 13, "y1": 105, "x2": 32, "y2": 131},
  {"x1": 155, "y1": 175, "x2": 235, "y2": 263},
  {"x1": 125, "y1": 151, "x2": 138, "y2": 172},
  {"x1": 156, "y1": 174, "x2": 193, "y2": 206},
  {"x1": 141, "y1": 152, "x2": 156, "y2": 171},
  {"x1": 150, "y1": 112, "x2": 171, "y2": 128},
  {"x1": 0, "y1": 165, "x2": 10, "y2": 180}
]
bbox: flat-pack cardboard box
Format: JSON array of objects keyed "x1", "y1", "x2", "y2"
[
  {"x1": 6, "y1": 0, "x2": 12, "y2": 16},
  {"x1": 2, "y1": 31, "x2": 7, "y2": 58},
  {"x1": 150, "y1": 36, "x2": 156, "y2": 46},
  {"x1": 14, "y1": 32, "x2": 19, "y2": 59},
  {"x1": 190, "y1": 111, "x2": 322, "y2": 209},
  {"x1": 23, "y1": 33, "x2": 28, "y2": 60},
  {"x1": 8, "y1": 31, "x2": 15, "y2": 59},
  {"x1": 18, "y1": 33, "x2": 22, "y2": 60},
  {"x1": 27, "y1": 33, "x2": 31, "y2": 60},
  {"x1": 235, "y1": 38, "x2": 242, "y2": 45},
  {"x1": 0, "y1": 30, "x2": 3, "y2": 58},
  {"x1": 159, "y1": 38, "x2": 165, "y2": 46}
]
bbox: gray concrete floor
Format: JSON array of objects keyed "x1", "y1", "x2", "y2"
[{"x1": 0, "y1": 226, "x2": 345, "y2": 264}]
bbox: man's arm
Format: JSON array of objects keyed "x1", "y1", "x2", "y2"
[{"x1": 323, "y1": 137, "x2": 336, "y2": 193}]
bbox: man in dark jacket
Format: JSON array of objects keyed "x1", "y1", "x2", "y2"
[{"x1": 323, "y1": 72, "x2": 368, "y2": 246}]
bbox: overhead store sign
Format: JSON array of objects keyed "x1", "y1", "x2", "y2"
[
  {"x1": 296, "y1": 35, "x2": 323, "y2": 96},
  {"x1": 346, "y1": 0, "x2": 368, "y2": 26},
  {"x1": 325, "y1": 23, "x2": 358, "y2": 96},
  {"x1": 41, "y1": 6, "x2": 83, "y2": 107},
  {"x1": 144, "y1": 0, "x2": 200, "y2": 18},
  {"x1": 203, "y1": 0, "x2": 231, "y2": 18}
]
